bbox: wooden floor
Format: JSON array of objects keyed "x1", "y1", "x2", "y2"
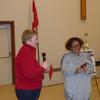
[{"x1": 0, "y1": 78, "x2": 100, "y2": 100}]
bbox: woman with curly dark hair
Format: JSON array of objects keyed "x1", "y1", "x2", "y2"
[{"x1": 61, "y1": 37, "x2": 94, "y2": 100}]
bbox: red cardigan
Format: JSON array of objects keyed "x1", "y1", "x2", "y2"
[{"x1": 15, "y1": 44, "x2": 44, "y2": 90}]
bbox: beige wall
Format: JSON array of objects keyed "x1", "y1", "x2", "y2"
[
  {"x1": 37, "y1": 0, "x2": 100, "y2": 66},
  {"x1": 0, "y1": 0, "x2": 100, "y2": 69}
]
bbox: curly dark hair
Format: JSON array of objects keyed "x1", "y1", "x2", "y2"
[{"x1": 65, "y1": 37, "x2": 84, "y2": 50}]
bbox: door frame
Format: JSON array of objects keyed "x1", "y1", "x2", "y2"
[{"x1": 0, "y1": 21, "x2": 15, "y2": 84}]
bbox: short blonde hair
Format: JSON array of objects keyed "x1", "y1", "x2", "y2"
[{"x1": 21, "y1": 29, "x2": 37, "y2": 44}]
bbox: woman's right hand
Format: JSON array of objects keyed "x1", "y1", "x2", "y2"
[{"x1": 75, "y1": 67, "x2": 82, "y2": 74}]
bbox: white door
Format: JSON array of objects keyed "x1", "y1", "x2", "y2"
[{"x1": 0, "y1": 25, "x2": 12, "y2": 85}]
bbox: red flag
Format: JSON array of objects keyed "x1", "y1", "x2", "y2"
[
  {"x1": 49, "y1": 64, "x2": 53, "y2": 80},
  {"x1": 32, "y1": 0, "x2": 39, "y2": 31}
]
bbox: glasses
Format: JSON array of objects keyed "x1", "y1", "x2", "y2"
[{"x1": 72, "y1": 44, "x2": 80, "y2": 48}]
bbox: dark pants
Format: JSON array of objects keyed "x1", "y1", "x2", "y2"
[{"x1": 15, "y1": 88, "x2": 41, "y2": 100}]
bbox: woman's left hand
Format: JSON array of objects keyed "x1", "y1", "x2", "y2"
[
  {"x1": 41, "y1": 61, "x2": 48, "y2": 70},
  {"x1": 82, "y1": 65, "x2": 88, "y2": 73}
]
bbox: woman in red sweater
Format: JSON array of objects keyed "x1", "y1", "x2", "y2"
[{"x1": 15, "y1": 30, "x2": 47, "y2": 100}]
